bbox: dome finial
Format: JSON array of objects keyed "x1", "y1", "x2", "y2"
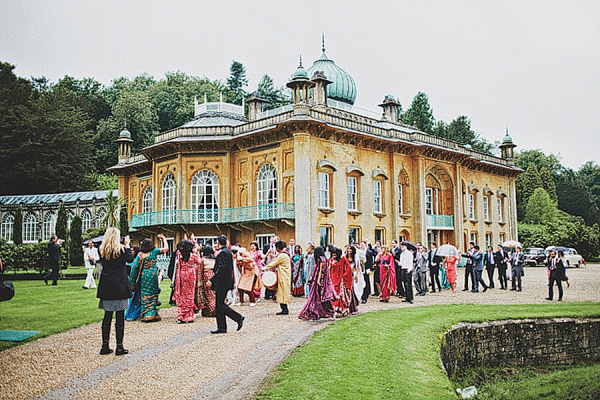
[
  {"x1": 299, "y1": 54, "x2": 303, "y2": 67},
  {"x1": 322, "y1": 32, "x2": 326, "y2": 53}
]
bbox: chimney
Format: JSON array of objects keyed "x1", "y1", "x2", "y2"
[
  {"x1": 246, "y1": 92, "x2": 267, "y2": 121},
  {"x1": 378, "y1": 95, "x2": 400, "y2": 122},
  {"x1": 310, "y1": 71, "x2": 332, "y2": 110}
]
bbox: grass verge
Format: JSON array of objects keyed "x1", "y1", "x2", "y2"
[
  {"x1": 0, "y1": 279, "x2": 173, "y2": 351},
  {"x1": 257, "y1": 303, "x2": 600, "y2": 399}
]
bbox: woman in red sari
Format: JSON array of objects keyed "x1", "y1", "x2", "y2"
[
  {"x1": 175, "y1": 240, "x2": 201, "y2": 323},
  {"x1": 329, "y1": 247, "x2": 353, "y2": 317},
  {"x1": 376, "y1": 246, "x2": 396, "y2": 302},
  {"x1": 196, "y1": 245, "x2": 217, "y2": 317}
]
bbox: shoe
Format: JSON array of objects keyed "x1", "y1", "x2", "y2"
[
  {"x1": 510, "y1": 288, "x2": 516, "y2": 291},
  {"x1": 249, "y1": 303, "x2": 256, "y2": 307},
  {"x1": 471, "y1": 290, "x2": 478, "y2": 293},
  {"x1": 380, "y1": 299, "x2": 385, "y2": 302},
  {"x1": 545, "y1": 297, "x2": 552, "y2": 301},
  {"x1": 462, "y1": 289, "x2": 469, "y2": 292},
  {"x1": 211, "y1": 329, "x2": 227, "y2": 334},
  {"x1": 100, "y1": 345, "x2": 113, "y2": 355},
  {"x1": 156, "y1": 300, "x2": 162, "y2": 307},
  {"x1": 409, "y1": 300, "x2": 414, "y2": 304},
  {"x1": 361, "y1": 300, "x2": 367, "y2": 304},
  {"x1": 402, "y1": 299, "x2": 409, "y2": 303},
  {"x1": 52, "y1": 282, "x2": 57, "y2": 286},
  {"x1": 82, "y1": 286, "x2": 88, "y2": 289},
  {"x1": 115, "y1": 345, "x2": 128, "y2": 356},
  {"x1": 517, "y1": 289, "x2": 522, "y2": 292},
  {"x1": 237, "y1": 316, "x2": 245, "y2": 331},
  {"x1": 44, "y1": 279, "x2": 48, "y2": 285},
  {"x1": 276, "y1": 311, "x2": 289, "y2": 315},
  {"x1": 483, "y1": 287, "x2": 488, "y2": 293},
  {"x1": 558, "y1": 298, "x2": 562, "y2": 301},
  {"x1": 419, "y1": 293, "x2": 426, "y2": 296}
]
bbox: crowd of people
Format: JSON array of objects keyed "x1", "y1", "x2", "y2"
[{"x1": 41, "y1": 228, "x2": 571, "y2": 355}]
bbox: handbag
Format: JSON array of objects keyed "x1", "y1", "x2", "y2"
[{"x1": 0, "y1": 280, "x2": 15, "y2": 302}]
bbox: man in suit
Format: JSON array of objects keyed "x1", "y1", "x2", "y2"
[
  {"x1": 471, "y1": 245, "x2": 488, "y2": 292},
  {"x1": 400, "y1": 243, "x2": 414, "y2": 304},
  {"x1": 391, "y1": 240, "x2": 404, "y2": 297},
  {"x1": 484, "y1": 246, "x2": 496, "y2": 289},
  {"x1": 462, "y1": 242, "x2": 476, "y2": 291},
  {"x1": 44, "y1": 235, "x2": 64, "y2": 285},
  {"x1": 208, "y1": 235, "x2": 244, "y2": 334},
  {"x1": 545, "y1": 250, "x2": 564, "y2": 301},
  {"x1": 510, "y1": 245, "x2": 525, "y2": 292},
  {"x1": 413, "y1": 243, "x2": 428, "y2": 296},
  {"x1": 359, "y1": 241, "x2": 372, "y2": 303},
  {"x1": 494, "y1": 245, "x2": 509, "y2": 290},
  {"x1": 287, "y1": 238, "x2": 296, "y2": 256},
  {"x1": 428, "y1": 242, "x2": 443, "y2": 293},
  {"x1": 371, "y1": 241, "x2": 381, "y2": 297}
]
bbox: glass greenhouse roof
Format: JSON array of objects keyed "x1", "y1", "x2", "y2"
[{"x1": 0, "y1": 190, "x2": 111, "y2": 206}]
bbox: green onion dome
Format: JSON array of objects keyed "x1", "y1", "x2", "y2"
[{"x1": 307, "y1": 51, "x2": 357, "y2": 106}]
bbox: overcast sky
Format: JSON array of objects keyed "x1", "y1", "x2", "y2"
[{"x1": 1, "y1": 0, "x2": 598, "y2": 170}]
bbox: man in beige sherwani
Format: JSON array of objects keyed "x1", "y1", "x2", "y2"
[{"x1": 262, "y1": 240, "x2": 291, "y2": 315}]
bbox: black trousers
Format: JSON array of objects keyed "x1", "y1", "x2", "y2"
[
  {"x1": 497, "y1": 264, "x2": 508, "y2": 289},
  {"x1": 373, "y1": 265, "x2": 380, "y2": 295},
  {"x1": 548, "y1": 270, "x2": 563, "y2": 300},
  {"x1": 430, "y1": 266, "x2": 441, "y2": 292},
  {"x1": 403, "y1": 270, "x2": 413, "y2": 302},
  {"x1": 215, "y1": 289, "x2": 243, "y2": 331},
  {"x1": 486, "y1": 265, "x2": 496, "y2": 288},
  {"x1": 395, "y1": 265, "x2": 405, "y2": 296},
  {"x1": 361, "y1": 272, "x2": 371, "y2": 301},
  {"x1": 463, "y1": 263, "x2": 474, "y2": 290},
  {"x1": 44, "y1": 260, "x2": 60, "y2": 285}
]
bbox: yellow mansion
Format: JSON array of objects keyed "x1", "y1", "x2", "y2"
[{"x1": 110, "y1": 49, "x2": 520, "y2": 252}]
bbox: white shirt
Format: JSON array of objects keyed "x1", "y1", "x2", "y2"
[
  {"x1": 83, "y1": 246, "x2": 99, "y2": 269},
  {"x1": 400, "y1": 249, "x2": 414, "y2": 273}
]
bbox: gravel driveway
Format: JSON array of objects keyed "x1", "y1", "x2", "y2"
[{"x1": 1, "y1": 264, "x2": 599, "y2": 399}]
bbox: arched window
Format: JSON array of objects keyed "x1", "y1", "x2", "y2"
[
  {"x1": 95, "y1": 208, "x2": 107, "y2": 228},
  {"x1": 1, "y1": 214, "x2": 14, "y2": 242},
  {"x1": 23, "y1": 213, "x2": 38, "y2": 243},
  {"x1": 142, "y1": 187, "x2": 153, "y2": 225},
  {"x1": 191, "y1": 170, "x2": 219, "y2": 222},
  {"x1": 81, "y1": 209, "x2": 93, "y2": 232},
  {"x1": 257, "y1": 164, "x2": 277, "y2": 219},
  {"x1": 162, "y1": 173, "x2": 177, "y2": 224},
  {"x1": 66, "y1": 210, "x2": 74, "y2": 230},
  {"x1": 43, "y1": 212, "x2": 56, "y2": 240}
]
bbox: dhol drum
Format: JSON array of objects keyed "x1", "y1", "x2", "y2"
[{"x1": 262, "y1": 270, "x2": 278, "y2": 290}]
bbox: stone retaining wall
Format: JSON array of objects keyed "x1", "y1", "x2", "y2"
[{"x1": 440, "y1": 318, "x2": 600, "y2": 379}]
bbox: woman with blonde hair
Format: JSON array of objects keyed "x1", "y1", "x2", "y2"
[
  {"x1": 97, "y1": 227, "x2": 132, "y2": 356},
  {"x1": 129, "y1": 234, "x2": 169, "y2": 322}
]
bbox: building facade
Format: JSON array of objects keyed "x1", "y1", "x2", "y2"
[
  {"x1": 110, "y1": 49, "x2": 520, "y2": 251},
  {"x1": 0, "y1": 190, "x2": 111, "y2": 243}
]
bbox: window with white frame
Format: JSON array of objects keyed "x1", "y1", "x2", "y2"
[
  {"x1": 23, "y1": 213, "x2": 37, "y2": 243},
  {"x1": 42, "y1": 212, "x2": 56, "y2": 240},
  {"x1": 1, "y1": 213, "x2": 14, "y2": 242},
  {"x1": 142, "y1": 188, "x2": 153, "y2": 214},
  {"x1": 191, "y1": 170, "x2": 219, "y2": 222},
  {"x1": 499, "y1": 233, "x2": 505, "y2": 244},
  {"x1": 469, "y1": 193, "x2": 475, "y2": 220},
  {"x1": 95, "y1": 208, "x2": 107, "y2": 228},
  {"x1": 483, "y1": 195, "x2": 490, "y2": 221},
  {"x1": 497, "y1": 197, "x2": 503, "y2": 223},
  {"x1": 347, "y1": 176, "x2": 357, "y2": 211},
  {"x1": 256, "y1": 234, "x2": 274, "y2": 250},
  {"x1": 318, "y1": 172, "x2": 330, "y2": 208},
  {"x1": 257, "y1": 164, "x2": 277, "y2": 219},
  {"x1": 470, "y1": 232, "x2": 478, "y2": 246},
  {"x1": 398, "y1": 184, "x2": 403, "y2": 214},
  {"x1": 319, "y1": 226, "x2": 332, "y2": 248},
  {"x1": 485, "y1": 233, "x2": 492, "y2": 248},
  {"x1": 373, "y1": 180, "x2": 382, "y2": 214},
  {"x1": 375, "y1": 228, "x2": 384, "y2": 244},
  {"x1": 81, "y1": 209, "x2": 93, "y2": 233},
  {"x1": 348, "y1": 227, "x2": 360, "y2": 244},
  {"x1": 425, "y1": 188, "x2": 433, "y2": 215},
  {"x1": 162, "y1": 173, "x2": 177, "y2": 223},
  {"x1": 66, "y1": 210, "x2": 74, "y2": 230}
]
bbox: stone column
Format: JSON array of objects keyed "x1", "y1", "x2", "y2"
[
  {"x1": 509, "y1": 176, "x2": 518, "y2": 240},
  {"x1": 417, "y1": 156, "x2": 427, "y2": 245},
  {"x1": 454, "y1": 163, "x2": 464, "y2": 250},
  {"x1": 293, "y1": 132, "x2": 313, "y2": 246}
]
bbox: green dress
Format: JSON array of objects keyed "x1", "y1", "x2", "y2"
[{"x1": 130, "y1": 248, "x2": 162, "y2": 321}]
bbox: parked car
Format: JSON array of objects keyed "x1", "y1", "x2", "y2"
[
  {"x1": 523, "y1": 248, "x2": 546, "y2": 266},
  {"x1": 544, "y1": 246, "x2": 585, "y2": 268}
]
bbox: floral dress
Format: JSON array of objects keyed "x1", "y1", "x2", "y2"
[{"x1": 130, "y1": 248, "x2": 162, "y2": 322}]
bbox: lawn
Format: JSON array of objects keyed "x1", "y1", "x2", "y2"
[
  {"x1": 0, "y1": 279, "x2": 173, "y2": 351},
  {"x1": 258, "y1": 303, "x2": 600, "y2": 399}
]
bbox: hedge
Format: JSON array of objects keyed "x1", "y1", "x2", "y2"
[{"x1": 0, "y1": 239, "x2": 69, "y2": 274}]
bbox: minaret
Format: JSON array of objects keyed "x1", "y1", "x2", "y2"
[
  {"x1": 117, "y1": 123, "x2": 133, "y2": 164},
  {"x1": 499, "y1": 127, "x2": 517, "y2": 165},
  {"x1": 378, "y1": 95, "x2": 401, "y2": 122},
  {"x1": 286, "y1": 55, "x2": 314, "y2": 104}
]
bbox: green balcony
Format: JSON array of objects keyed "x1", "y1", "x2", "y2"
[
  {"x1": 426, "y1": 214, "x2": 454, "y2": 230},
  {"x1": 131, "y1": 202, "x2": 295, "y2": 228}
]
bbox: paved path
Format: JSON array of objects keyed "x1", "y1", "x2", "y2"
[{"x1": 1, "y1": 265, "x2": 600, "y2": 399}]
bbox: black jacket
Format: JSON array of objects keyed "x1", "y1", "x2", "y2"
[
  {"x1": 167, "y1": 250, "x2": 178, "y2": 280},
  {"x1": 47, "y1": 241, "x2": 61, "y2": 262},
  {"x1": 428, "y1": 249, "x2": 443, "y2": 268},
  {"x1": 211, "y1": 247, "x2": 234, "y2": 292},
  {"x1": 97, "y1": 248, "x2": 133, "y2": 300},
  {"x1": 365, "y1": 248, "x2": 374, "y2": 271},
  {"x1": 494, "y1": 250, "x2": 508, "y2": 266},
  {"x1": 547, "y1": 257, "x2": 565, "y2": 276}
]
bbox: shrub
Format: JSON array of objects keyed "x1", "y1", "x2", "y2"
[{"x1": 0, "y1": 239, "x2": 67, "y2": 273}]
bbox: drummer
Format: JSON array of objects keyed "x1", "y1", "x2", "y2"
[{"x1": 262, "y1": 240, "x2": 291, "y2": 315}]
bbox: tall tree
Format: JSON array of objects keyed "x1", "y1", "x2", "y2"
[
  {"x1": 102, "y1": 190, "x2": 124, "y2": 228},
  {"x1": 119, "y1": 203, "x2": 129, "y2": 235},
  {"x1": 516, "y1": 163, "x2": 544, "y2": 221},
  {"x1": 525, "y1": 187, "x2": 557, "y2": 224},
  {"x1": 445, "y1": 116, "x2": 476, "y2": 146},
  {"x1": 13, "y1": 206, "x2": 22, "y2": 245},
  {"x1": 401, "y1": 92, "x2": 435, "y2": 133},
  {"x1": 225, "y1": 60, "x2": 248, "y2": 105},
  {"x1": 539, "y1": 167, "x2": 558, "y2": 203},
  {"x1": 514, "y1": 149, "x2": 563, "y2": 176},
  {"x1": 556, "y1": 169, "x2": 600, "y2": 225},
  {"x1": 256, "y1": 74, "x2": 289, "y2": 111},
  {"x1": 577, "y1": 161, "x2": 600, "y2": 211},
  {"x1": 69, "y1": 214, "x2": 83, "y2": 266},
  {"x1": 56, "y1": 202, "x2": 68, "y2": 240}
]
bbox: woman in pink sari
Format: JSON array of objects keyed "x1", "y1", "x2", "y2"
[
  {"x1": 298, "y1": 246, "x2": 336, "y2": 321},
  {"x1": 376, "y1": 246, "x2": 396, "y2": 302},
  {"x1": 174, "y1": 240, "x2": 201, "y2": 323}
]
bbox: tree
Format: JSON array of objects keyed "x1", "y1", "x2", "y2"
[
  {"x1": 69, "y1": 214, "x2": 83, "y2": 266},
  {"x1": 432, "y1": 120, "x2": 448, "y2": 138},
  {"x1": 256, "y1": 74, "x2": 289, "y2": 111},
  {"x1": 102, "y1": 190, "x2": 124, "y2": 228},
  {"x1": 525, "y1": 187, "x2": 557, "y2": 224},
  {"x1": 56, "y1": 202, "x2": 68, "y2": 240},
  {"x1": 514, "y1": 149, "x2": 563, "y2": 177},
  {"x1": 577, "y1": 161, "x2": 600, "y2": 211},
  {"x1": 225, "y1": 61, "x2": 248, "y2": 105},
  {"x1": 516, "y1": 163, "x2": 544, "y2": 221},
  {"x1": 401, "y1": 92, "x2": 435, "y2": 133},
  {"x1": 119, "y1": 203, "x2": 129, "y2": 235},
  {"x1": 556, "y1": 169, "x2": 600, "y2": 225},
  {"x1": 13, "y1": 206, "x2": 22, "y2": 245},
  {"x1": 539, "y1": 167, "x2": 558, "y2": 203}
]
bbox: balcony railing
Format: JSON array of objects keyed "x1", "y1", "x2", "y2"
[
  {"x1": 426, "y1": 214, "x2": 454, "y2": 230},
  {"x1": 131, "y1": 202, "x2": 295, "y2": 228}
]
